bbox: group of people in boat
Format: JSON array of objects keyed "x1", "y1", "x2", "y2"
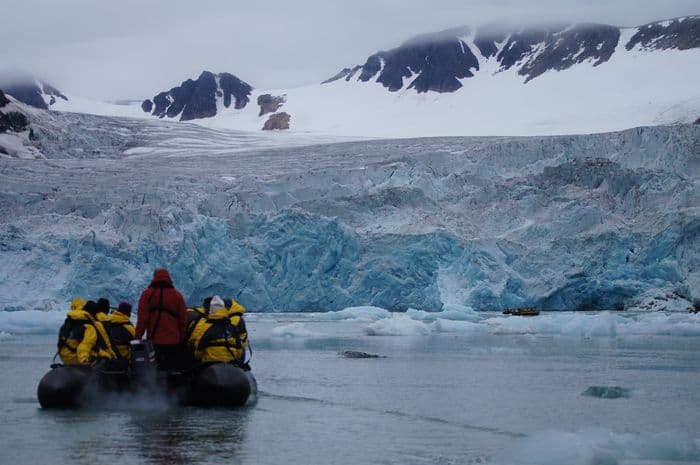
[{"x1": 56, "y1": 267, "x2": 250, "y2": 372}]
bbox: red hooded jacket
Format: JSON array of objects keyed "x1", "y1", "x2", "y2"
[{"x1": 136, "y1": 268, "x2": 187, "y2": 345}]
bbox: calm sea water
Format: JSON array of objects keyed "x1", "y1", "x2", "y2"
[{"x1": 1, "y1": 312, "x2": 699, "y2": 465}]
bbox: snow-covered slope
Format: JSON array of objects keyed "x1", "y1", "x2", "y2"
[
  {"x1": 0, "y1": 106, "x2": 697, "y2": 313},
  {"x1": 270, "y1": 16, "x2": 700, "y2": 137},
  {"x1": 45, "y1": 16, "x2": 700, "y2": 138}
]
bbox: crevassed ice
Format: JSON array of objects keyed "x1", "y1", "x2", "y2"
[{"x1": 0, "y1": 113, "x2": 698, "y2": 314}]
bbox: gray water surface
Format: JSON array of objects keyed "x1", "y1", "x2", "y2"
[{"x1": 1, "y1": 313, "x2": 699, "y2": 465}]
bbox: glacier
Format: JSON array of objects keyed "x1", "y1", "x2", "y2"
[{"x1": 0, "y1": 108, "x2": 698, "y2": 314}]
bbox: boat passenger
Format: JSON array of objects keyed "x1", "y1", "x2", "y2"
[
  {"x1": 95, "y1": 297, "x2": 111, "y2": 322},
  {"x1": 190, "y1": 296, "x2": 245, "y2": 364},
  {"x1": 224, "y1": 297, "x2": 249, "y2": 351},
  {"x1": 105, "y1": 302, "x2": 136, "y2": 361},
  {"x1": 135, "y1": 268, "x2": 188, "y2": 370},
  {"x1": 57, "y1": 299, "x2": 116, "y2": 365},
  {"x1": 186, "y1": 298, "x2": 210, "y2": 342},
  {"x1": 182, "y1": 300, "x2": 209, "y2": 367}
]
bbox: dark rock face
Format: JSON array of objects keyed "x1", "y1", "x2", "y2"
[
  {"x1": 262, "y1": 112, "x2": 290, "y2": 130},
  {"x1": 219, "y1": 72, "x2": 253, "y2": 109},
  {"x1": 519, "y1": 23, "x2": 620, "y2": 82},
  {"x1": 257, "y1": 94, "x2": 286, "y2": 116},
  {"x1": 3, "y1": 82, "x2": 48, "y2": 109},
  {"x1": 180, "y1": 71, "x2": 218, "y2": 121},
  {"x1": 353, "y1": 27, "x2": 479, "y2": 93},
  {"x1": 695, "y1": 117, "x2": 700, "y2": 125},
  {"x1": 0, "y1": 111, "x2": 29, "y2": 134},
  {"x1": 321, "y1": 66, "x2": 362, "y2": 84},
  {"x1": 145, "y1": 71, "x2": 253, "y2": 121},
  {"x1": 141, "y1": 99, "x2": 153, "y2": 113},
  {"x1": 497, "y1": 26, "x2": 562, "y2": 72},
  {"x1": 473, "y1": 24, "x2": 509, "y2": 58},
  {"x1": 626, "y1": 16, "x2": 700, "y2": 51},
  {"x1": 1, "y1": 79, "x2": 67, "y2": 109},
  {"x1": 0, "y1": 89, "x2": 8, "y2": 108}
]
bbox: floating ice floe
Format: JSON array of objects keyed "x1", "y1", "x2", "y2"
[
  {"x1": 270, "y1": 323, "x2": 319, "y2": 338},
  {"x1": 0, "y1": 310, "x2": 65, "y2": 335},
  {"x1": 365, "y1": 314, "x2": 431, "y2": 336},
  {"x1": 497, "y1": 428, "x2": 700, "y2": 465},
  {"x1": 407, "y1": 303, "x2": 481, "y2": 322},
  {"x1": 317, "y1": 306, "x2": 391, "y2": 321}
]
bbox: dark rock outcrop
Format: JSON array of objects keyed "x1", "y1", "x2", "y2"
[
  {"x1": 473, "y1": 23, "x2": 509, "y2": 58},
  {"x1": 257, "y1": 94, "x2": 286, "y2": 116},
  {"x1": 144, "y1": 71, "x2": 253, "y2": 121},
  {"x1": 0, "y1": 87, "x2": 33, "y2": 155},
  {"x1": 262, "y1": 112, "x2": 290, "y2": 130},
  {"x1": 321, "y1": 66, "x2": 362, "y2": 84},
  {"x1": 339, "y1": 351, "x2": 386, "y2": 359},
  {"x1": 518, "y1": 23, "x2": 620, "y2": 82},
  {"x1": 219, "y1": 73, "x2": 252, "y2": 109},
  {"x1": 694, "y1": 117, "x2": 700, "y2": 125},
  {"x1": 353, "y1": 27, "x2": 480, "y2": 93},
  {"x1": 141, "y1": 99, "x2": 153, "y2": 113},
  {"x1": 0, "y1": 110, "x2": 29, "y2": 134},
  {"x1": 582, "y1": 386, "x2": 631, "y2": 399},
  {"x1": 180, "y1": 71, "x2": 218, "y2": 121},
  {"x1": 626, "y1": 16, "x2": 700, "y2": 51},
  {"x1": 0, "y1": 79, "x2": 67, "y2": 109},
  {"x1": 497, "y1": 25, "x2": 565, "y2": 72}
]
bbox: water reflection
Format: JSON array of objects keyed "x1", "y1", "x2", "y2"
[
  {"x1": 41, "y1": 406, "x2": 252, "y2": 465},
  {"x1": 131, "y1": 408, "x2": 251, "y2": 465}
]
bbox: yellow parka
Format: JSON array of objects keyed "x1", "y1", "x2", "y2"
[
  {"x1": 104, "y1": 311, "x2": 135, "y2": 360},
  {"x1": 58, "y1": 299, "x2": 117, "y2": 365},
  {"x1": 190, "y1": 307, "x2": 244, "y2": 363},
  {"x1": 228, "y1": 299, "x2": 249, "y2": 349},
  {"x1": 185, "y1": 306, "x2": 207, "y2": 345}
]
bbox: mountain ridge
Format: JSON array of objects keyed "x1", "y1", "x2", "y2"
[
  {"x1": 325, "y1": 16, "x2": 699, "y2": 92},
  {"x1": 4, "y1": 15, "x2": 698, "y2": 137}
]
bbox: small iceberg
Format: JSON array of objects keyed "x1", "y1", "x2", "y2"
[{"x1": 582, "y1": 386, "x2": 631, "y2": 399}]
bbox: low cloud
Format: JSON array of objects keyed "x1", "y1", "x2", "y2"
[{"x1": 1, "y1": 0, "x2": 697, "y2": 99}]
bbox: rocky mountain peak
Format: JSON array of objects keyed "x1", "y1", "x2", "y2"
[
  {"x1": 325, "y1": 17, "x2": 700, "y2": 93},
  {"x1": 141, "y1": 71, "x2": 253, "y2": 121},
  {"x1": 626, "y1": 16, "x2": 700, "y2": 51},
  {"x1": 0, "y1": 76, "x2": 67, "y2": 109}
]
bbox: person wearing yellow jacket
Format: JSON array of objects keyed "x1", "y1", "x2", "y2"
[
  {"x1": 95, "y1": 298, "x2": 111, "y2": 323},
  {"x1": 225, "y1": 297, "x2": 249, "y2": 350},
  {"x1": 104, "y1": 302, "x2": 136, "y2": 360},
  {"x1": 190, "y1": 296, "x2": 244, "y2": 364},
  {"x1": 57, "y1": 299, "x2": 116, "y2": 365}
]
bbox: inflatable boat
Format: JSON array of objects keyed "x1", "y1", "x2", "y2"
[
  {"x1": 37, "y1": 341, "x2": 257, "y2": 409},
  {"x1": 502, "y1": 307, "x2": 540, "y2": 316}
]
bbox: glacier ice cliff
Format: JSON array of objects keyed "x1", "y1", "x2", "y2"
[{"x1": 0, "y1": 110, "x2": 698, "y2": 312}]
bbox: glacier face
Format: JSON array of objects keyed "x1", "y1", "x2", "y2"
[{"x1": 0, "y1": 111, "x2": 698, "y2": 312}]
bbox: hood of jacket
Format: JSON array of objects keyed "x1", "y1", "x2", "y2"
[
  {"x1": 207, "y1": 308, "x2": 231, "y2": 320},
  {"x1": 70, "y1": 298, "x2": 86, "y2": 312},
  {"x1": 228, "y1": 300, "x2": 246, "y2": 315},
  {"x1": 66, "y1": 309, "x2": 94, "y2": 321},
  {"x1": 150, "y1": 268, "x2": 174, "y2": 288},
  {"x1": 109, "y1": 312, "x2": 132, "y2": 324}
]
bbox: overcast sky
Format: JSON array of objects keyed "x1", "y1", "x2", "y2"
[{"x1": 1, "y1": 0, "x2": 697, "y2": 100}]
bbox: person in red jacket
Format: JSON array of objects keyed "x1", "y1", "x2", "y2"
[{"x1": 136, "y1": 268, "x2": 188, "y2": 370}]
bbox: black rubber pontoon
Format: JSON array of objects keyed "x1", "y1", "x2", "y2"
[
  {"x1": 189, "y1": 363, "x2": 257, "y2": 407},
  {"x1": 37, "y1": 365, "x2": 92, "y2": 408}
]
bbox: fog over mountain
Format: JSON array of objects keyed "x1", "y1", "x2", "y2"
[{"x1": 1, "y1": 0, "x2": 698, "y2": 100}]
